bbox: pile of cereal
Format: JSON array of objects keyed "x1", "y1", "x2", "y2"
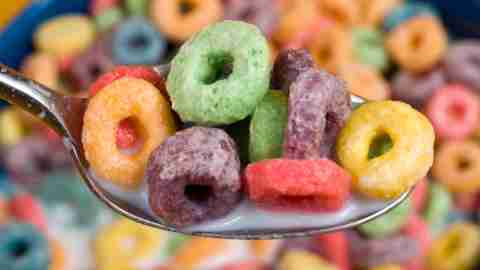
[{"x1": 1, "y1": 0, "x2": 480, "y2": 269}]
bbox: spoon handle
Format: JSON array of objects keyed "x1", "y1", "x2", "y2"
[{"x1": 0, "y1": 63, "x2": 68, "y2": 136}]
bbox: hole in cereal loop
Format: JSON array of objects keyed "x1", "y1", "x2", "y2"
[
  {"x1": 179, "y1": 0, "x2": 196, "y2": 15},
  {"x1": 184, "y1": 184, "x2": 213, "y2": 205},
  {"x1": 368, "y1": 132, "x2": 393, "y2": 160},
  {"x1": 201, "y1": 52, "x2": 234, "y2": 85},
  {"x1": 10, "y1": 239, "x2": 29, "y2": 258},
  {"x1": 116, "y1": 117, "x2": 145, "y2": 155}
]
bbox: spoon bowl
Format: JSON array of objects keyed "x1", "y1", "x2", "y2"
[{"x1": 0, "y1": 63, "x2": 412, "y2": 239}]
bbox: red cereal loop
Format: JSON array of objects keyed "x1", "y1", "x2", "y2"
[
  {"x1": 89, "y1": 65, "x2": 166, "y2": 97},
  {"x1": 89, "y1": 0, "x2": 120, "y2": 15},
  {"x1": 245, "y1": 159, "x2": 351, "y2": 211},
  {"x1": 313, "y1": 231, "x2": 350, "y2": 270},
  {"x1": 425, "y1": 84, "x2": 480, "y2": 140},
  {"x1": 8, "y1": 193, "x2": 47, "y2": 233},
  {"x1": 402, "y1": 215, "x2": 431, "y2": 270},
  {"x1": 220, "y1": 260, "x2": 266, "y2": 270},
  {"x1": 411, "y1": 178, "x2": 428, "y2": 212}
]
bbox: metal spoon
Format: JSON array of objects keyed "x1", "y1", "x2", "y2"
[{"x1": 0, "y1": 63, "x2": 411, "y2": 239}]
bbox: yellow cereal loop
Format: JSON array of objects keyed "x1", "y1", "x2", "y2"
[
  {"x1": 34, "y1": 15, "x2": 96, "y2": 58},
  {"x1": 427, "y1": 223, "x2": 480, "y2": 270},
  {"x1": 370, "y1": 265, "x2": 405, "y2": 270},
  {"x1": 82, "y1": 78, "x2": 176, "y2": 189},
  {"x1": 170, "y1": 237, "x2": 228, "y2": 270},
  {"x1": 337, "y1": 101, "x2": 434, "y2": 199},
  {"x1": 278, "y1": 250, "x2": 338, "y2": 270},
  {"x1": 21, "y1": 53, "x2": 60, "y2": 90},
  {"x1": 0, "y1": 109, "x2": 24, "y2": 146},
  {"x1": 94, "y1": 218, "x2": 165, "y2": 268}
]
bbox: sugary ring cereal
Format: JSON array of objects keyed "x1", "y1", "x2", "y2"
[
  {"x1": 427, "y1": 222, "x2": 480, "y2": 270},
  {"x1": 359, "y1": 0, "x2": 403, "y2": 27},
  {"x1": 21, "y1": 52, "x2": 59, "y2": 90},
  {"x1": 167, "y1": 21, "x2": 271, "y2": 125},
  {"x1": 34, "y1": 15, "x2": 96, "y2": 58},
  {"x1": 82, "y1": 77, "x2": 176, "y2": 189},
  {"x1": 49, "y1": 238, "x2": 67, "y2": 270},
  {"x1": 386, "y1": 15, "x2": 447, "y2": 73},
  {"x1": 383, "y1": 2, "x2": 438, "y2": 32},
  {"x1": 249, "y1": 90, "x2": 288, "y2": 162},
  {"x1": 317, "y1": 0, "x2": 360, "y2": 27},
  {"x1": 351, "y1": 27, "x2": 389, "y2": 72},
  {"x1": 0, "y1": 223, "x2": 50, "y2": 270},
  {"x1": 273, "y1": 0, "x2": 318, "y2": 45},
  {"x1": 0, "y1": 197, "x2": 8, "y2": 225},
  {"x1": 432, "y1": 140, "x2": 480, "y2": 194},
  {"x1": 307, "y1": 23, "x2": 354, "y2": 74},
  {"x1": 338, "y1": 63, "x2": 390, "y2": 101},
  {"x1": 94, "y1": 218, "x2": 165, "y2": 267},
  {"x1": 151, "y1": 0, "x2": 223, "y2": 42},
  {"x1": 0, "y1": 108, "x2": 24, "y2": 146},
  {"x1": 336, "y1": 101, "x2": 435, "y2": 199},
  {"x1": 425, "y1": 84, "x2": 480, "y2": 140},
  {"x1": 278, "y1": 250, "x2": 337, "y2": 270},
  {"x1": 170, "y1": 237, "x2": 228, "y2": 270}
]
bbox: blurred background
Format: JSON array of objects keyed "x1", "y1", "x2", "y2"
[{"x1": 1, "y1": 0, "x2": 480, "y2": 270}]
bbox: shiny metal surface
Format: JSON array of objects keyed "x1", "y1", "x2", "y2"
[{"x1": 0, "y1": 63, "x2": 411, "y2": 239}]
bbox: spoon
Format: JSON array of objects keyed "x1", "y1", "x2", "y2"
[{"x1": 0, "y1": 63, "x2": 411, "y2": 239}]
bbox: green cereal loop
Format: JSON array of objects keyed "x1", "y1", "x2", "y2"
[
  {"x1": 125, "y1": 0, "x2": 148, "y2": 15},
  {"x1": 352, "y1": 27, "x2": 389, "y2": 72},
  {"x1": 249, "y1": 90, "x2": 288, "y2": 162},
  {"x1": 167, "y1": 21, "x2": 271, "y2": 125},
  {"x1": 359, "y1": 197, "x2": 411, "y2": 238},
  {"x1": 423, "y1": 182, "x2": 452, "y2": 233},
  {"x1": 95, "y1": 7, "x2": 123, "y2": 32}
]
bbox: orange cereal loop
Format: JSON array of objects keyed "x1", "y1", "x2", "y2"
[
  {"x1": 151, "y1": 0, "x2": 223, "y2": 42},
  {"x1": 82, "y1": 77, "x2": 176, "y2": 189},
  {"x1": 359, "y1": 0, "x2": 403, "y2": 26},
  {"x1": 433, "y1": 140, "x2": 480, "y2": 193},
  {"x1": 386, "y1": 15, "x2": 448, "y2": 73},
  {"x1": 308, "y1": 24, "x2": 354, "y2": 74},
  {"x1": 317, "y1": 0, "x2": 361, "y2": 27},
  {"x1": 0, "y1": 197, "x2": 8, "y2": 225},
  {"x1": 338, "y1": 63, "x2": 390, "y2": 101},
  {"x1": 170, "y1": 238, "x2": 228, "y2": 270},
  {"x1": 49, "y1": 238, "x2": 67, "y2": 270},
  {"x1": 21, "y1": 53, "x2": 59, "y2": 90},
  {"x1": 250, "y1": 240, "x2": 281, "y2": 261},
  {"x1": 273, "y1": 0, "x2": 318, "y2": 45}
]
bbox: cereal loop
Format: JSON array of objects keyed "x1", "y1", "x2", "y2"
[
  {"x1": 433, "y1": 140, "x2": 480, "y2": 194},
  {"x1": 317, "y1": 0, "x2": 360, "y2": 27},
  {"x1": 82, "y1": 78, "x2": 176, "y2": 189},
  {"x1": 273, "y1": 0, "x2": 318, "y2": 45},
  {"x1": 427, "y1": 223, "x2": 480, "y2": 270},
  {"x1": 21, "y1": 53, "x2": 59, "y2": 90},
  {"x1": 307, "y1": 24, "x2": 354, "y2": 74},
  {"x1": 337, "y1": 101, "x2": 435, "y2": 199},
  {"x1": 151, "y1": 0, "x2": 223, "y2": 42},
  {"x1": 34, "y1": 15, "x2": 96, "y2": 58},
  {"x1": 359, "y1": 0, "x2": 403, "y2": 27},
  {"x1": 95, "y1": 218, "x2": 165, "y2": 267},
  {"x1": 49, "y1": 238, "x2": 67, "y2": 270},
  {"x1": 386, "y1": 15, "x2": 447, "y2": 73},
  {"x1": 170, "y1": 238, "x2": 228, "y2": 270},
  {"x1": 338, "y1": 64, "x2": 390, "y2": 101}
]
